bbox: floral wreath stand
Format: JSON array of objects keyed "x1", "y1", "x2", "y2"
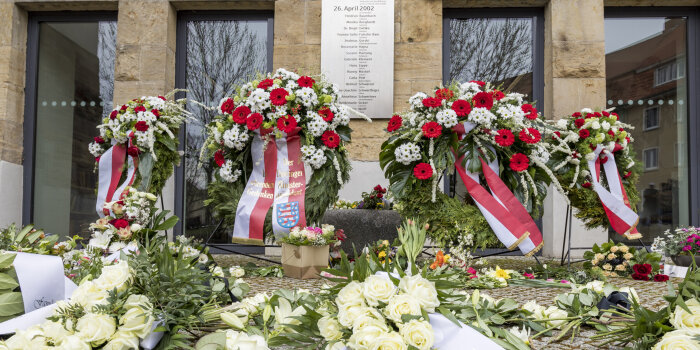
[{"x1": 201, "y1": 218, "x2": 282, "y2": 265}]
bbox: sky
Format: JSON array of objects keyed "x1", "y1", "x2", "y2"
[{"x1": 604, "y1": 18, "x2": 667, "y2": 54}]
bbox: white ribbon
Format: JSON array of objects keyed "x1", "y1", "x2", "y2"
[{"x1": 587, "y1": 145, "x2": 638, "y2": 230}]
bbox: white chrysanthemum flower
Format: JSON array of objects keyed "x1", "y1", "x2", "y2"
[
  {"x1": 581, "y1": 108, "x2": 593, "y2": 114},
  {"x1": 501, "y1": 92, "x2": 524, "y2": 104},
  {"x1": 144, "y1": 96, "x2": 166, "y2": 110},
  {"x1": 556, "y1": 119, "x2": 568, "y2": 128},
  {"x1": 409, "y1": 92, "x2": 428, "y2": 109},
  {"x1": 459, "y1": 82, "x2": 481, "y2": 93},
  {"x1": 220, "y1": 160, "x2": 242, "y2": 183},
  {"x1": 435, "y1": 109, "x2": 458, "y2": 128},
  {"x1": 275, "y1": 68, "x2": 300, "y2": 81},
  {"x1": 395, "y1": 143, "x2": 422, "y2": 165},
  {"x1": 496, "y1": 105, "x2": 524, "y2": 121},
  {"x1": 247, "y1": 88, "x2": 270, "y2": 106},
  {"x1": 308, "y1": 115, "x2": 329, "y2": 137},
  {"x1": 333, "y1": 105, "x2": 350, "y2": 126},
  {"x1": 89, "y1": 142, "x2": 104, "y2": 157},
  {"x1": 601, "y1": 121, "x2": 611, "y2": 131},
  {"x1": 285, "y1": 80, "x2": 298, "y2": 90},
  {"x1": 468, "y1": 107, "x2": 496, "y2": 126},
  {"x1": 298, "y1": 87, "x2": 318, "y2": 108}
]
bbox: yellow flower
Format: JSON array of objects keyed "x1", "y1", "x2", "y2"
[
  {"x1": 494, "y1": 267, "x2": 511, "y2": 280},
  {"x1": 381, "y1": 240, "x2": 390, "y2": 247},
  {"x1": 444, "y1": 254, "x2": 451, "y2": 263},
  {"x1": 378, "y1": 251, "x2": 387, "y2": 260}
]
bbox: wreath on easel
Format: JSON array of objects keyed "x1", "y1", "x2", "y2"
[
  {"x1": 201, "y1": 69, "x2": 358, "y2": 240},
  {"x1": 381, "y1": 81, "x2": 564, "y2": 256}
]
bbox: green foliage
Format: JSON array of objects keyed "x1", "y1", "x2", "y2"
[
  {"x1": 242, "y1": 263, "x2": 284, "y2": 278},
  {"x1": 0, "y1": 224, "x2": 74, "y2": 255},
  {"x1": 0, "y1": 253, "x2": 22, "y2": 322},
  {"x1": 136, "y1": 138, "x2": 181, "y2": 196}
]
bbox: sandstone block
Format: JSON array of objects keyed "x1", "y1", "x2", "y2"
[
  {"x1": 139, "y1": 45, "x2": 169, "y2": 82},
  {"x1": 400, "y1": 0, "x2": 442, "y2": 43},
  {"x1": 114, "y1": 44, "x2": 140, "y2": 81},
  {"x1": 552, "y1": 41, "x2": 605, "y2": 78},
  {"x1": 549, "y1": 0, "x2": 604, "y2": 43},
  {"x1": 273, "y1": 44, "x2": 321, "y2": 74},
  {"x1": 550, "y1": 77, "x2": 606, "y2": 118},
  {"x1": 274, "y1": 0, "x2": 306, "y2": 45},
  {"x1": 350, "y1": 120, "x2": 387, "y2": 139},
  {"x1": 347, "y1": 137, "x2": 383, "y2": 161},
  {"x1": 305, "y1": 0, "x2": 321, "y2": 45},
  {"x1": 394, "y1": 43, "x2": 442, "y2": 81}
]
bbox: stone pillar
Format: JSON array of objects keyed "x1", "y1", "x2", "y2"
[
  {"x1": 541, "y1": 0, "x2": 608, "y2": 258},
  {"x1": 0, "y1": 3, "x2": 26, "y2": 228},
  {"x1": 114, "y1": 0, "x2": 177, "y2": 231}
]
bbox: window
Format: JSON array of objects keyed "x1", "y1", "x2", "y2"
[
  {"x1": 23, "y1": 13, "x2": 117, "y2": 238},
  {"x1": 654, "y1": 60, "x2": 685, "y2": 86},
  {"x1": 644, "y1": 148, "x2": 659, "y2": 170},
  {"x1": 174, "y1": 12, "x2": 273, "y2": 242},
  {"x1": 644, "y1": 107, "x2": 660, "y2": 130}
]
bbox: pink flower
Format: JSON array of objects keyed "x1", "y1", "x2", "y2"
[
  {"x1": 560, "y1": 280, "x2": 570, "y2": 284},
  {"x1": 469, "y1": 275, "x2": 478, "y2": 279},
  {"x1": 683, "y1": 245, "x2": 692, "y2": 251},
  {"x1": 466, "y1": 267, "x2": 477, "y2": 274},
  {"x1": 523, "y1": 273, "x2": 534, "y2": 279}
]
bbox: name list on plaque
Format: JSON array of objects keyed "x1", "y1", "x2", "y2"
[{"x1": 321, "y1": 0, "x2": 394, "y2": 119}]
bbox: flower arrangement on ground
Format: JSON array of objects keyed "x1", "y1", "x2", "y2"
[
  {"x1": 358, "y1": 185, "x2": 389, "y2": 210},
  {"x1": 202, "y1": 69, "x2": 356, "y2": 237},
  {"x1": 278, "y1": 225, "x2": 345, "y2": 247},
  {"x1": 652, "y1": 226, "x2": 700, "y2": 260},
  {"x1": 583, "y1": 241, "x2": 637, "y2": 277},
  {"x1": 332, "y1": 199, "x2": 358, "y2": 209},
  {"x1": 549, "y1": 108, "x2": 641, "y2": 237},
  {"x1": 381, "y1": 81, "x2": 560, "y2": 254},
  {"x1": 89, "y1": 92, "x2": 188, "y2": 195}
]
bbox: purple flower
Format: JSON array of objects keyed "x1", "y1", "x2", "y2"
[{"x1": 683, "y1": 245, "x2": 692, "y2": 251}]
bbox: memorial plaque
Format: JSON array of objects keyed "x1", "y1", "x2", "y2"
[{"x1": 321, "y1": 0, "x2": 394, "y2": 119}]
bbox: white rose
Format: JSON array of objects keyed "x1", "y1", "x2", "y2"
[
  {"x1": 130, "y1": 223, "x2": 142, "y2": 232},
  {"x1": 585, "y1": 281, "x2": 605, "y2": 294},
  {"x1": 230, "y1": 266, "x2": 245, "y2": 278},
  {"x1": 581, "y1": 108, "x2": 593, "y2": 114},
  {"x1": 337, "y1": 305, "x2": 369, "y2": 328},
  {"x1": 42, "y1": 320, "x2": 73, "y2": 343},
  {"x1": 336, "y1": 281, "x2": 364, "y2": 308},
  {"x1": 367, "y1": 332, "x2": 407, "y2": 350},
  {"x1": 670, "y1": 298, "x2": 700, "y2": 331},
  {"x1": 212, "y1": 266, "x2": 224, "y2": 278},
  {"x1": 601, "y1": 121, "x2": 611, "y2": 131},
  {"x1": 544, "y1": 306, "x2": 568, "y2": 328},
  {"x1": 653, "y1": 329, "x2": 700, "y2": 350},
  {"x1": 123, "y1": 294, "x2": 151, "y2": 310},
  {"x1": 317, "y1": 316, "x2": 343, "y2": 341},
  {"x1": 102, "y1": 331, "x2": 139, "y2": 350},
  {"x1": 398, "y1": 275, "x2": 439, "y2": 312},
  {"x1": 363, "y1": 275, "x2": 397, "y2": 307},
  {"x1": 556, "y1": 119, "x2": 568, "y2": 128},
  {"x1": 385, "y1": 294, "x2": 422, "y2": 323},
  {"x1": 399, "y1": 319, "x2": 433, "y2": 350},
  {"x1": 56, "y1": 335, "x2": 90, "y2": 350},
  {"x1": 70, "y1": 280, "x2": 110, "y2": 309},
  {"x1": 94, "y1": 260, "x2": 131, "y2": 292},
  {"x1": 3, "y1": 327, "x2": 47, "y2": 350},
  {"x1": 522, "y1": 300, "x2": 545, "y2": 319},
  {"x1": 225, "y1": 330, "x2": 269, "y2": 350},
  {"x1": 76, "y1": 313, "x2": 117, "y2": 345},
  {"x1": 119, "y1": 306, "x2": 155, "y2": 338},
  {"x1": 352, "y1": 310, "x2": 388, "y2": 331},
  {"x1": 348, "y1": 324, "x2": 389, "y2": 350}
]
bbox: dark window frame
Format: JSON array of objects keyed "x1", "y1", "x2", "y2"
[
  {"x1": 442, "y1": 7, "x2": 545, "y2": 197},
  {"x1": 643, "y1": 106, "x2": 660, "y2": 131},
  {"x1": 22, "y1": 11, "x2": 118, "y2": 226},
  {"x1": 605, "y1": 6, "x2": 700, "y2": 228},
  {"x1": 173, "y1": 10, "x2": 274, "y2": 236}
]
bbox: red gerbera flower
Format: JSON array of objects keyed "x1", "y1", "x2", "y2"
[
  {"x1": 134, "y1": 105, "x2": 146, "y2": 113},
  {"x1": 518, "y1": 128, "x2": 541, "y2": 144},
  {"x1": 494, "y1": 129, "x2": 515, "y2": 147},
  {"x1": 214, "y1": 150, "x2": 226, "y2": 167},
  {"x1": 270, "y1": 88, "x2": 290, "y2": 106},
  {"x1": 435, "y1": 88, "x2": 454, "y2": 100},
  {"x1": 232, "y1": 106, "x2": 251, "y2": 124},
  {"x1": 257, "y1": 79, "x2": 274, "y2": 90},
  {"x1": 422, "y1": 121, "x2": 443, "y2": 138},
  {"x1": 297, "y1": 76, "x2": 315, "y2": 88},
  {"x1": 110, "y1": 110, "x2": 118, "y2": 120},
  {"x1": 134, "y1": 121, "x2": 149, "y2": 132},
  {"x1": 574, "y1": 118, "x2": 585, "y2": 128},
  {"x1": 319, "y1": 107, "x2": 334, "y2": 122},
  {"x1": 277, "y1": 115, "x2": 297, "y2": 133},
  {"x1": 321, "y1": 130, "x2": 340, "y2": 148},
  {"x1": 94, "y1": 136, "x2": 105, "y2": 144},
  {"x1": 509, "y1": 153, "x2": 529, "y2": 172},
  {"x1": 491, "y1": 90, "x2": 505, "y2": 101},
  {"x1": 469, "y1": 80, "x2": 486, "y2": 87},
  {"x1": 151, "y1": 109, "x2": 160, "y2": 119},
  {"x1": 472, "y1": 91, "x2": 494, "y2": 109},
  {"x1": 220, "y1": 98, "x2": 235, "y2": 114},
  {"x1": 387, "y1": 115, "x2": 403, "y2": 132},
  {"x1": 422, "y1": 97, "x2": 442, "y2": 108},
  {"x1": 413, "y1": 162, "x2": 433, "y2": 180},
  {"x1": 451, "y1": 99, "x2": 472, "y2": 117},
  {"x1": 578, "y1": 129, "x2": 590, "y2": 139},
  {"x1": 246, "y1": 113, "x2": 263, "y2": 130},
  {"x1": 521, "y1": 104, "x2": 538, "y2": 120}
]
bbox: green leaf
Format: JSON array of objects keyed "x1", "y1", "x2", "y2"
[
  {"x1": 0, "y1": 292, "x2": 24, "y2": 317},
  {"x1": 0, "y1": 273, "x2": 18, "y2": 290},
  {"x1": 194, "y1": 331, "x2": 226, "y2": 350},
  {"x1": 14, "y1": 225, "x2": 33, "y2": 243},
  {"x1": 154, "y1": 216, "x2": 179, "y2": 231},
  {"x1": 0, "y1": 253, "x2": 16, "y2": 270},
  {"x1": 160, "y1": 137, "x2": 178, "y2": 152},
  {"x1": 138, "y1": 152, "x2": 154, "y2": 192}
]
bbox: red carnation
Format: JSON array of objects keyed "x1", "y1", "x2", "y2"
[
  {"x1": 494, "y1": 129, "x2": 515, "y2": 147},
  {"x1": 413, "y1": 163, "x2": 433, "y2": 180},
  {"x1": 373, "y1": 185, "x2": 382, "y2": 191},
  {"x1": 574, "y1": 118, "x2": 585, "y2": 128},
  {"x1": 422, "y1": 121, "x2": 442, "y2": 138},
  {"x1": 270, "y1": 88, "x2": 290, "y2": 106},
  {"x1": 585, "y1": 113, "x2": 595, "y2": 119},
  {"x1": 633, "y1": 263, "x2": 652, "y2": 275},
  {"x1": 521, "y1": 104, "x2": 538, "y2": 120},
  {"x1": 469, "y1": 80, "x2": 486, "y2": 87},
  {"x1": 594, "y1": 112, "x2": 602, "y2": 118},
  {"x1": 120, "y1": 105, "x2": 128, "y2": 111},
  {"x1": 518, "y1": 128, "x2": 541, "y2": 144},
  {"x1": 451, "y1": 99, "x2": 472, "y2": 117},
  {"x1": 110, "y1": 110, "x2": 118, "y2": 120},
  {"x1": 613, "y1": 143, "x2": 624, "y2": 153},
  {"x1": 377, "y1": 193, "x2": 383, "y2": 198},
  {"x1": 134, "y1": 121, "x2": 149, "y2": 132},
  {"x1": 94, "y1": 136, "x2": 105, "y2": 144},
  {"x1": 214, "y1": 150, "x2": 226, "y2": 167},
  {"x1": 387, "y1": 115, "x2": 403, "y2": 132},
  {"x1": 653, "y1": 274, "x2": 669, "y2": 282},
  {"x1": 572, "y1": 112, "x2": 581, "y2": 118},
  {"x1": 127, "y1": 146, "x2": 140, "y2": 157},
  {"x1": 257, "y1": 79, "x2": 274, "y2": 90},
  {"x1": 631, "y1": 273, "x2": 649, "y2": 281},
  {"x1": 611, "y1": 112, "x2": 619, "y2": 120},
  {"x1": 422, "y1": 97, "x2": 442, "y2": 108},
  {"x1": 509, "y1": 153, "x2": 529, "y2": 172},
  {"x1": 582, "y1": 182, "x2": 592, "y2": 189},
  {"x1": 109, "y1": 218, "x2": 130, "y2": 229},
  {"x1": 220, "y1": 98, "x2": 235, "y2": 114},
  {"x1": 472, "y1": 92, "x2": 494, "y2": 109},
  {"x1": 246, "y1": 113, "x2": 263, "y2": 130},
  {"x1": 134, "y1": 105, "x2": 146, "y2": 113},
  {"x1": 435, "y1": 88, "x2": 454, "y2": 100},
  {"x1": 578, "y1": 129, "x2": 590, "y2": 139},
  {"x1": 151, "y1": 109, "x2": 160, "y2": 119},
  {"x1": 491, "y1": 90, "x2": 505, "y2": 101},
  {"x1": 232, "y1": 106, "x2": 251, "y2": 124},
  {"x1": 623, "y1": 171, "x2": 632, "y2": 179},
  {"x1": 277, "y1": 115, "x2": 298, "y2": 133},
  {"x1": 602, "y1": 111, "x2": 610, "y2": 117},
  {"x1": 319, "y1": 107, "x2": 334, "y2": 122},
  {"x1": 321, "y1": 130, "x2": 340, "y2": 148},
  {"x1": 297, "y1": 76, "x2": 315, "y2": 88}
]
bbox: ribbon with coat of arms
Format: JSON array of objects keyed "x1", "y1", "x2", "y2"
[
  {"x1": 95, "y1": 132, "x2": 139, "y2": 217},
  {"x1": 452, "y1": 122, "x2": 543, "y2": 256},
  {"x1": 232, "y1": 127, "x2": 307, "y2": 244}
]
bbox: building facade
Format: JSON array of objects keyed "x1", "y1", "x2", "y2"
[{"x1": 0, "y1": 0, "x2": 698, "y2": 257}]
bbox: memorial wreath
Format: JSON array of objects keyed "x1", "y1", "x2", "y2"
[
  {"x1": 202, "y1": 69, "x2": 355, "y2": 243},
  {"x1": 381, "y1": 81, "x2": 564, "y2": 256},
  {"x1": 549, "y1": 108, "x2": 642, "y2": 239}
]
